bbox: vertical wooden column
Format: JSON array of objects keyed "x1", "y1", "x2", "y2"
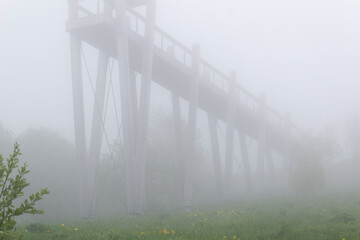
[
  {"x1": 257, "y1": 94, "x2": 267, "y2": 190},
  {"x1": 208, "y1": 114, "x2": 224, "y2": 200},
  {"x1": 168, "y1": 46, "x2": 187, "y2": 205},
  {"x1": 130, "y1": 70, "x2": 138, "y2": 125},
  {"x1": 283, "y1": 113, "x2": 292, "y2": 173},
  {"x1": 183, "y1": 44, "x2": 200, "y2": 208},
  {"x1": 267, "y1": 149, "x2": 274, "y2": 170},
  {"x1": 87, "y1": 52, "x2": 109, "y2": 217},
  {"x1": 69, "y1": 0, "x2": 88, "y2": 218},
  {"x1": 266, "y1": 148, "x2": 275, "y2": 182},
  {"x1": 172, "y1": 92, "x2": 188, "y2": 207},
  {"x1": 172, "y1": 93, "x2": 185, "y2": 169},
  {"x1": 135, "y1": 0, "x2": 157, "y2": 214},
  {"x1": 224, "y1": 71, "x2": 236, "y2": 196},
  {"x1": 115, "y1": 0, "x2": 137, "y2": 214},
  {"x1": 238, "y1": 132, "x2": 252, "y2": 193}
]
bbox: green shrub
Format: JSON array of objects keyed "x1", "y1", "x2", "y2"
[
  {"x1": 0, "y1": 143, "x2": 49, "y2": 239},
  {"x1": 25, "y1": 223, "x2": 49, "y2": 233},
  {"x1": 290, "y1": 135, "x2": 325, "y2": 195}
]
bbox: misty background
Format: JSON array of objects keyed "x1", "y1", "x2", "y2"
[
  {"x1": 0, "y1": 0, "x2": 360, "y2": 220},
  {"x1": 1, "y1": 0, "x2": 359, "y2": 139}
]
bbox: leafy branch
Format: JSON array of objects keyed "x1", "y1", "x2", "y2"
[{"x1": 0, "y1": 143, "x2": 49, "y2": 239}]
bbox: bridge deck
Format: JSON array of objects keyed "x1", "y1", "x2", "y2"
[{"x1": 66, "y1": 8, "x2": 291, "y2": 154}]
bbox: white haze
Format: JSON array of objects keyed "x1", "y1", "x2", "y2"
[
  {"x1": 0, "y1": 0, "x2": 360, "y2": 223},
  {"x1": 0, "y1": 0, "x2": 359, "y2": 146}
]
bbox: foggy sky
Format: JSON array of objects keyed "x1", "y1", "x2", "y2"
[{"x1": 0, "y1": 0, "x2": 359, "y2": 142}]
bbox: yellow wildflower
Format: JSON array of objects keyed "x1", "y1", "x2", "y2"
[
  {"x1": 61, "y1": 224, "x2": 64, "y2": 227},
  {"x1": 162, "y1": 228, "x2": 170, "y2": 234},
  {"x1": 74, "y1": 228, "x2": 78, "y2": 231}
]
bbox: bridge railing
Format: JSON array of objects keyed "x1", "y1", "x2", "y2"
[
  {"x1": 126, "y1": 8, "x2": 290, "y2": 132},
  {"x1": 235, "y1": 86, "x2": 259, "y2": 115},
  {"x1": 199, "y1": 60, "x2": 229, "y2": 93},
  {"x1": 266, "y1": 107, "x2": 286, "y2": 130},
  {"x1": 128, "y1": 9, "x2": 194, "y2": 69},
  {"x1": 127, "y1": 10, "x2": 146, "y2": 36}
]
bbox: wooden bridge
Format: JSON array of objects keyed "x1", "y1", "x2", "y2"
[{"x1": 67, "y1": 0, "x2": 301, "y2": 217}]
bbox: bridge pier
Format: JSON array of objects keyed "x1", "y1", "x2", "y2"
[
  {"x1": 115, "y1": 0, "x2": 138, "y2": 214},
  {"x1": 208, "y1": 114, "x2": 224, "y2": 200},
  {"x1": 172, "y1": 92, "x2": 186, "y2": 173},
  {"x1": 224, "y1": 71, "x2": 236, "y2": 197},
  {"x1": 69, "y1": 0, "x2": 89, "y2": 218},
  {"x1": 266, "y1": 148, "x2": 275, "y2": 181},
  {"x1": 115, "y1": 0, "x2": 158, "y2": 214},
  {"x1": 257, "y1": 94, "x2": 267, "y2": 191},
  {"x1": 70, "y1": 36, "x2": 88, "y2": 218},
  {"x1": 134, "y1": 0, "x2": 157, "y2": 214},
  {"x1": 88, "y1": 52, "x2": 110, "y2": 217},
  {"x1": 183, "y1": 44, "x2": 200, "y2": 208},
  {"x1": 283, "y1": 113, "x2": 293, "y2": 175},
  {"x1": 238, "y1": 132, "x2": 252, "y2": 193}
]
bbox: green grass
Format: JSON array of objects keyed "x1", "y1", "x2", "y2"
[{"x1": 19, "y1": 194, "x2": 360, "y2": 240}]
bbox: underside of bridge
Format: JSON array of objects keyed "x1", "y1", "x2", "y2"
[{"x1": 67, "y1": 0, "x2": 300, "y2": 218}]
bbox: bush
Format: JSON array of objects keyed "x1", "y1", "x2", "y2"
[
  {"x1": 25, "y1": 223, "x2": 49, "y2": 233},
  {"x1": 290, "y1": 135, "x2": 324, "y2": 195},
  {"x1": 17, "y1": 128, "x2": 77, "y2": 220},
  {"x1": 0, "y1": 143, "x2": 49, "y2": 239}
]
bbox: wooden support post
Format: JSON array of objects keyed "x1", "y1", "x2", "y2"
[
  {"x1": 208, "y1": 114, "x2": 224, "y2": 200},
  {"x1": 224, "y1": 71, "x2": 236, "y2": 196},
  {"x1": 168, "y1": 47, "x2": 183, "y2": 151},
  {"x1": 238, "y1": 132, "x2": 252, "y2": 193},
  {"x1": 283, "y1": 113, "x2": 292, "y2": 173},
  {"x1": 266, "y1": 148, "x2": 275, "y2": 181},
  {"x1": 172, "y1": 92, "x2": 185, "y2": 170},
  {"x1": 70, "y1": 36, "x2": 88, "y2": 218},
  {"x1": 257, "y1": 94, "x2": 267, "y2": 190},
  {"x1": 134, "y1": 0, "x2": 157, "y2": 214},
  {"x1": 69, "y1": 0, "x2": 88, "y2": 218},
  {"x1": 183, "y1": 44, "x2": 200, "y2": 208},
  {"x1": 266, "y1": 149, "x2": 274, "y2": 171},
  {"x1": 87, "y1": 52, "x2": 109, "y2": 217},
  {"x1": 130, "y1": 69, "x2": 138, "y2": 124},
  {"x1": 172, "y1": 92, "x2": 187, "y2": 206},
  {"x1": 115, "y1": 0, "x2": 137, "y2": 214}
]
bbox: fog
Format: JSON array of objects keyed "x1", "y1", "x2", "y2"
[
  {"x1": 2, "y1": 0, "x2": 360, "y2": 137},
  {"x1": 1, "y1": 0, "x2": 360, "y2": 222}
]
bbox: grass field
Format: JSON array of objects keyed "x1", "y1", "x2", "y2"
[{"x1": 19, "y1": 194, "x2": 360, "y2": 240}]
